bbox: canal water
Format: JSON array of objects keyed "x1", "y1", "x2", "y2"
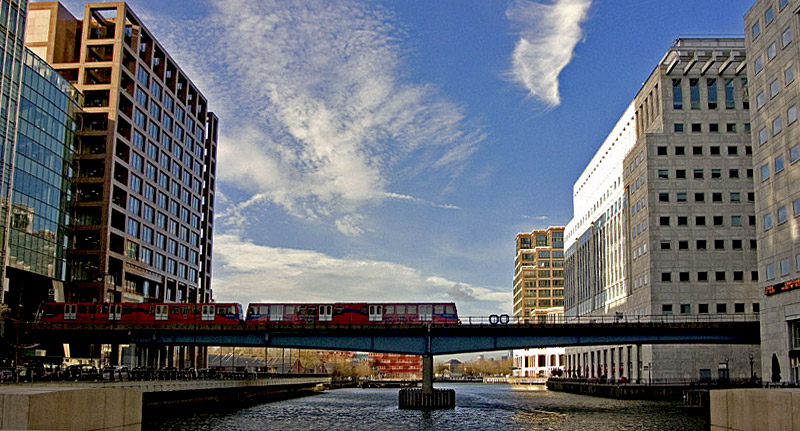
[{"x1": 145, "y1": 383, "x2": 708, "y2": 431}]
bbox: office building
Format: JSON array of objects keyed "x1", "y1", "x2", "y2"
[
  {"x1": 744, "y1": 0, "x2": 800, "y2": 384},
  {"x1": 25, "y1": 2, "x2": 217, "y2": 307},
  {"x1": 512, "y1": 227, "x2": 565, "y2": 320},
  {"x1": 564, "y1": 38, "x2": 760, "y2": 382}
]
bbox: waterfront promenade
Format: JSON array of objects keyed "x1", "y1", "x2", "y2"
[{"x1": 0, "y1": 375, "x2": 330, "y2": 430}]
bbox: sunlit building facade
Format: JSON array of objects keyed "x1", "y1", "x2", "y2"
[
  {"x1": 564, "y1": 39, "x2": 761, "y2": 382},
  {"x1": 512, "y1": 227, "x2": 565, "y2": 320},
  {"x1": 744, "y1": 0, "x2": 800, "y2": 384},
  {"x1": 25, "y1": 2, "x2": 218, "y2": 307}
]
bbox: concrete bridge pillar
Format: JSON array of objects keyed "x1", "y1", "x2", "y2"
[{"x1": 422, "y1": 354, "x2": 433, "y2": 394}]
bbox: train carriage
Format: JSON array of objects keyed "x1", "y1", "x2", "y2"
[
  {"x1": 40, "y1": 302, "x2": 243, "y2": 325},
  {"x1": 245, "y1": 302, "x2": 458, "y2": 325}
]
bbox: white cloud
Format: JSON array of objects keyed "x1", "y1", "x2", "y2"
[
  {"x1": 507, "y1": 0, "x2": 592, "y2": 107},
  {"x1": 149, "y1": 0, "x2": 484, "y2": 234},
  {"x1": 212, "y1": 234, "x2": 510, "y2": 316}
]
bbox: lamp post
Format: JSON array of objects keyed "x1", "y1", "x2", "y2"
[{"x1": 749, "y1": 353, "x2": 755, "y2": 379}]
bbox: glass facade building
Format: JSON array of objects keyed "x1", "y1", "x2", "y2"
[{"x1": 7, "y1": 49, "x2": 79, "y2": 286}]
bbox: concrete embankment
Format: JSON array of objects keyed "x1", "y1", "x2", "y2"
[
  {"x1": 0, "y1": 376, "x2": 330, "y2": 430},
  {"x1": 710, "y1": 388, "x2": 800, "y2": 430},
  {"x1": 546, "y1": 380, "x2": 692, "y2": 401}
]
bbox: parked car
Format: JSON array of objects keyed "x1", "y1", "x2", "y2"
[
  {"x1": 101, "y1": 365, "x2": 129, "y2": 380},
  {"x1": 65, "y1": 364, "x2": 99, "y2": 381}
]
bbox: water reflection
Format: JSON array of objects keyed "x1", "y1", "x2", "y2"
[{"x1": 145, "y1": 383, "x2": 707, "y2": 431}]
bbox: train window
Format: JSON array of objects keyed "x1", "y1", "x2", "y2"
[
  {"x1": 170, "y1": 306, "x2": 179, "y2": 314},
  {"x1": 101, "y1": 305, "x2": 109, "y2": 314},
  {"x1": 286, "y1": 306, "x2": 295, "y2": 315},
  {"x1": 123, "y1": 305, "x2": 133, "y2": 314},
  {"x1": 434, "y1": 305, "x2": 444, "y2": 314},
  {"x1": 334, "y1": 305, "x2": 344, "y2": 314},
  {"x1": 308, "y1": 306, "x2": 317, "y2": 315},
  {"x1": 361, "y1": 306, "x2": 368, "y2": 314},
  {"x1": 446, "y1": 305, "x2": 454, "y2": 314},
  {"x1": 249, "y1": 306, "x2": 257, "y2": 315},
  {"x1": 396, "y1": 305, "x2": 406, "y2": 314},
  {"x1": 259, "y1": 306, "x2": 267, "y2": 315},
  {"x1": 386, "y1": 306, "x2": 394, "y2": 314},
  {"x1": 297, "y1": 306, "x2": 306, "y2": 315},
  {"x1": 229, "y1": 305, "x2": 236, "y2": 314},
  {"x1": 216, "y1": 306, "x2": 226, "y2": 315},
  {"x1": 408, "y1": 305, "x2": 417, "y2": 314}
]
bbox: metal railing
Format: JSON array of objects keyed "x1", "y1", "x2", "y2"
[{"x1": 455, "y1": 313, "x2": 759, "y2": 326}]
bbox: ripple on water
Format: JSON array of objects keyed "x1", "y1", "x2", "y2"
[{"x1": 144, "y1": 383, "x2": 708, "y2": 431}]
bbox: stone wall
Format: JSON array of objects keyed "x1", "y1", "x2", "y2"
[{"x1": 710, "y1": 388, "x2": 800, "y2": 430}]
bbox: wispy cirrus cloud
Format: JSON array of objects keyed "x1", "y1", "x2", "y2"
[
  {"x1": 212, "y1": 234, "x2": 510, "y2": 316},
  {"x1": 507, "y1": 0, "x2": 592, "y2": 107},
  {"x1": 152, "y1": 0, "x2": 484, "y2": 235}
]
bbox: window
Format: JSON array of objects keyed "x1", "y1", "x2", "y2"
[
  {"x1": 710, "y1": 146, "x2": 721, "y2": 155},
  {"x1": 697, "y1": 239, "x2": 707, "y2": 250},
  {"x1": 780, "y1": 0, "x2": 789, "y2": 9},
  {"x1": 717, "y1": 303, "x2": 727, "y2": 314},
  {"x1": 691, "y1": 123, "x2": 701, "y2": 132},
  {"x1": 698, "y1": 271, "x2": 708, "y2": 281},
  {"x1": 674, "y1": 123, "x2": 684, "y2": 132},
  {"x1": 658, "y1": 169, "x2": 668, "y2": 179},
  {"x1": 680, "y1": 304, "x2": 691, "y2": 314},
  {"x1": 676, "y1": 169, "x2": 686, "y2": 179},
  {"x1": 794, "y1": 198, "x2": 800, "y2": 216},
  {"x1": 696, "y1": 216, "x2": 706, "y2": 226},
  {"x1": 690, "y1": 78, "x2": 700, "y2": 109},
  {"x1": 659, "y1": 193, "x2": 669, "y2": 202},
  {"x1": 673, "y1": 79, "x2": 682, "y2": 109},
  {"x1": 709, "y1": 123, "x2": 719, "y2": 132},
  {"x1": 756, "y1": 91, "x2": 766, "y2": 109},
  {"x1": 733, "y1": 239, "x2": 743, "y2": 250},
  {"x1": 729, "y1": 169, "x2": 739, "y2": 178},
  {"x1": 657, "y1": 146, "x2": 668, "y2": 155},
  {"x1": 716, "y1": 271, "x2": 726, "y2": 281},
  {"x1": 678, "y1": 216, "x2": 688, "y2": 226},
  {"x1": 675, "y1": 146, "x2": 685, "y2": 155},
  {"x1": 715, "y1": 239, "x2": 725, "y2": 250},
  {"x1": 776, "y1": 155, "x2": 785, "y2": 172},
  {"x1": 732, "y1": 215, "x2": 742, "y2": 226},
  {"x1": 761, "y1": 163, "x2": 770, "y2": 181},
  {"x1": 773, "y1": 116, "x2": 783, "y2": 135},
  {"x1": 786, "y1": 67, "x2": 795, "y2": 85},
  {"x1": 765, "y1": 6, "x2": 775, "y2": 25},
  {"x1": 752, "y1": 21, "x2": 762, "y2": 40},
  {"x1": 781, "y1": 258, "x2": 791, "y2": 276},
  {"x1": 725, "y1": 78, "x2": 736, "y2": 109},
  {"x1": 677, "y1": 192, "x2": 687, "y2": 202},
  {"x1": 694, "y1": 169, "x2": 704, "y2": 179},
  {"x1": 712, "y1": 192, "x2": 722, "y2": 202},
  {"x1": 731, "y1": 192, "x2": 741, "y2": 202},
  {"x1": 707, "y1": 78, "x2": 717, "y2": 109},
  {"x1": 734, "y1": 271, "x2": 744, "y2": 281},
  {"x1": 793, "y1": 145, "x2": 800, "y2": 163},
  {"x1": 679, "y1": 240, "x2": 689, "y2": 250},
  {"x1": 785, "y1": 27, "x2": 793, "y2": 48},
  {"x1": 661, "y1": 272, "x2": 672, "y2": 282},
  {"x1": 699, "y1": 304, "x2": 709, "y2": 314},
  {"x1": 714, "y1": 216, "x2": 724, "y2": 226},
  {"x1": 770, "y1": 79, "x2": 780, "y2": 98},
  {"x1": 660, "y1": 216, "x2": 670, "y2": 226},
  {"x1": 693, "y1": 146, "x2": 703, "y2": 156},
  {"x1": 766, "y1": 263, "x2": 776, "y2": 280},
  {"x1": 790, "y1": 105, "x2": 798, "y2": 125},
  {"x1": 728, "y1": 146, "x2": 739, "y2": 155},
  {"x1": 778, "y1": 206, "x2": 788, "y2": 224},
  {"x1": 662, "y1": 304, "x2": 673, "y2": 315},
  {"x1": 764, "y1": 213, "x2": 774, "y2": 230},
  {"x1": 661, "y1": 241, "x2": 671, "y2": 250},
  {"x1": 727, "y1": 123, "x2": 736, "y2": 133},
  {"x1": 768, "y1": 42, "x2": 777, "y2": 61},
  {"x1": 755, "y1": 57, "x2": 764, "y2": 75}
]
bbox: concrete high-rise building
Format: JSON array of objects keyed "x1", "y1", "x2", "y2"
[
  {"x1": 512, "y1": 227, "x2": 565, "y2": 320},
  {"x1": 564, "y1": 38, "x2": 761, "y2": 382},
  {"x1": 744, "y1": 0, "x2": 800, "y2": 384},
  {"x1": 25, "y1": 2, "x2": 218, "y2": 306}
]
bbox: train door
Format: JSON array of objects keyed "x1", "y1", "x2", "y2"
[
  {"x1": 108, "y1": 304, "x2": 121, "y2": 321},
  {"x1": 201, "y1": 305, "x2": 215, "y2": 321},
  {"x1": 270, "y1": 305, "x2": 284, "y2": 322},
  {"x1": 319, "y1": 305, "x2": 332, "y2": 322},
  {"x1": 64, "y1": 304, "x2": 77, "y2": 320},
  {"x1": 419, "y1": 305, "x2": 433, "y2": 321},
  {"x1": 155, "y1": 305, "x2": 169, "y2": 321},
  {"x1": 369, "y1": 305, "x2": 383, "y2": 322}
]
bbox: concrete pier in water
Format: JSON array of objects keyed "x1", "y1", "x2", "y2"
[{"x1": 398, "y1": 354, "x2": 455, "y2": 409}]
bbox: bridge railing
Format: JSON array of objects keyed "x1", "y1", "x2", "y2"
[{"x1": 457, "y1": 313, "x2": 760, "y2": 326}]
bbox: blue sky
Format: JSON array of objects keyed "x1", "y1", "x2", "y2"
[{"x1": 60, "y1": 0, "x2": 754, "y2": 316}]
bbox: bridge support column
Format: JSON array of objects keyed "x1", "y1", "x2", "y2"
[{"x1": 398, "y1": 354, "x2": 454, "y2": 410}]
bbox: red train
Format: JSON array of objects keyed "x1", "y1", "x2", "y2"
[{"x1": 38, "y1": 302, "x2": 458, "y2": 325}]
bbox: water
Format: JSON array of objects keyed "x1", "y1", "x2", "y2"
[{"x1": 145, "y1": 383, "x2": 708, "y2": 431}]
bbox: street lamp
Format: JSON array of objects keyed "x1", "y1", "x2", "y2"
[{"x1": 749, "y1": 353, "x2": 755, "y2": 380}]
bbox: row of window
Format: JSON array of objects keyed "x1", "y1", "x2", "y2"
[
  {"x1": 760, "y1": 144, "x2": 800, "y2": 181},
  {"x1": 658, "y1": 238, "x2": 756, "y2": 251},
  {"x1": 673, "y1": 122, "x2": 750, "y2": 133},
  {"x1": 657, "y1": 191, "x2": 754, "y2": 203},
  {"x1": 662, "y1": 302, "x2": 759, "y2": 315},
  {"x1": 755, "y1": 66, "x2": 794, "y2": 113},
  {"x1": 762, "y1": 198, "x2": 800, "y2": 230},
  {"x1": 672, "y1": 77, "x2": 747, "y2": 110},
  {"x1": 131, "y1": 85, "x2": 205, "y2": 160},
  {"x1": 764, "y1": 253, "x2": 800, "y2": 281},
  {"x1": 656, "y1": 144, "x2": 753, "y2": 156},
  {"x1": 658, "y1": 215, "x2": 756, "y2": 227},
  {"x1": 750, "y1": 0, "x2": 789, "y2": 41},
  {"x1": 135, "y1": 65, "x2": 204, "y2": 141},
  {"x1": 656, "y1": 167, "x2": 753, "y2": 180},
  {"x1": 661, "y1": 270, "x2": 759, "y2": 283}
]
